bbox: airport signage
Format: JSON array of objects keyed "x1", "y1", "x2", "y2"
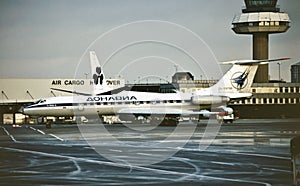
[
  {"x1": 51, "y1": 80, "x2": 85, "y2": 86},
  {"x1": 106, "y1": 80, "x2": 121, "y2": 86},
  {"x1": 51, "y1": 79, "x2": 123, "y2": 86}
]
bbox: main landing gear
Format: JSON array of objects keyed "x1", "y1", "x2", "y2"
[{"x1": 131, "y1": 114, "x2": 180, "y2": 126}]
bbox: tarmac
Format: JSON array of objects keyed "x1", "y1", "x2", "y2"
[{"x1": 0, "y1": 119, "x2": 299, "y2": 185}]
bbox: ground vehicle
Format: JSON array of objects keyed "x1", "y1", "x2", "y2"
[{"x1": 217, "y1": 114, "x2": 235, "y2": 123}]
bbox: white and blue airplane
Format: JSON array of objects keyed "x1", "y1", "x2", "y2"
[{"x1": 22, "y1": 51, "x2": 289, "y2": 126}]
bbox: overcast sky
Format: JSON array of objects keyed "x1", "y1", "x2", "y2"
[{"x1": 0, "y1": 0, "x2": 299, "y2": 82}]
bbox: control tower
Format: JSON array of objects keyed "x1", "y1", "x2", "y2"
[{"x1": 232, "y1": 0, "x2": 290, "y2": 83}]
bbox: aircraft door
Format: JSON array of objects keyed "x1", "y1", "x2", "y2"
[{"x1": 78, "y1": 103, "x2": 84, "y2": 111}]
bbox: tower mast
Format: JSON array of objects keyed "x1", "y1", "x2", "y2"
[{"x1": 232, "y1": 0, "x2": 290, "y2": 83}]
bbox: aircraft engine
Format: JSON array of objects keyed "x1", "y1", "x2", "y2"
[
  {"x1": 200, "y1": 110, "x2": 211, "y2": 118},
  {"x1": 191, "y1": 96, "x2": 230, "y2": 105}
]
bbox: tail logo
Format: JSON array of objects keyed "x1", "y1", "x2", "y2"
[
  {"x1": 231, "y1": 69, "x2": 249, "y2": 90},
  {"x1": 93, "y1": 67, "x2": 104, "y2": 85}
]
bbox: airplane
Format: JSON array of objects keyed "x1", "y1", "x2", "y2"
[{"x1": 21, "y1": 51, "x2": 289, "y2": 128}]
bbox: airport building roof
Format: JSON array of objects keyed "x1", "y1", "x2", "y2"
[{"x1": 292, "y1": 62, "x2": 300, "y2": 66}]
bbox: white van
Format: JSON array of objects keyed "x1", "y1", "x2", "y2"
[{"x1": 217, "y1": 114, "x2": 235, "y2": 123}]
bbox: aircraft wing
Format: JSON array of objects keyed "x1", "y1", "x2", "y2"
[
  {"x1": 51, "y1": 86, "x2": 130, "y2": 96},
  {"x1": 118, "y1": 108, "x2": 227, "y2": 116},
  {"x1": 220, "y1": 58, "x2": 290, "y2": 65},
  {"x1": 51, "y1": 88, "x2": 91, "y2": 96}
]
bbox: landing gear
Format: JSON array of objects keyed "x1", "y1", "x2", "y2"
[
  {"x1": 119, "y1": 114, "x2": 180, "y2": 126},
  {"x1": 156, "y1": 115, "x2": 180, "y2": 126},
  {"x1": 46, "y1": 120, "x2": 52, "y2": 129},
  {"x1": 35, "y1": 117, "x2": 52, "y2": 129},
  {"x1": 160, "y1": 118, "x2": 179, "y2": 126},
  {"x1": 134, "y1": 115, "x2": 151, "y2": 124}
]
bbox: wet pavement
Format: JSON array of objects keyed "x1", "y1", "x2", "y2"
[{"x1": 0, "y1": 119, "x2": 299, "y2": 186}]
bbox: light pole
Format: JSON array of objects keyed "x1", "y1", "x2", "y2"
[
  {"x1": 84, "y1": 73, "x2": 89, "y2": 79},
  {"x1": 277, "y1": 62, "x2": 281, "y2": 81},
  {"x1": 174, "y1": 65, "x2": 178, "y2": 73}
]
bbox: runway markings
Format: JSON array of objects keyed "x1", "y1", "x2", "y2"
[
  {"x1": 84, "y1": 146, "x2": 95, "y2": 150},
  {"x1": 262, "y1": 167, "x2": 291, "y2": 173},
  {"x1": 9, "y1": 135, "x2": 17, "y2": 142},
  {"x1": 29, "y1": 126, "x2": 36, "y2": 131},
  {"x1": 210, "y1": 161, "x2": 236, "y2": 166},
  {"x1": 210, "y1": 149, "x2": 291, "y2": 160},
  {"x1": 69, "y1": 159, "x2": 82, "y2": 175},
  {"x1": 37, "y1": 129, "x2": 46, "y2": 135},
  {"x1": 1, "y1": 126, "x2": 10, "y2": 136},
  {"x1": 170, "y1": 157, "x2": 201, "y2": 181},
  {"x1": 177, "y1": 147, "x2": 290, "y2": 161},
  {"x1": 230, "y1": 152, "x2": 290, "y2": 160},
  {"x1": 0, "y1": 146, "x2": 272, "y2": 186},
  {"x1": 49, "y1": 134, "x2": 64, "y2": 142},
  {"x1": 137, "y1": 152, "x2": 154, "y2": 156},
  {"x1": 109, "y1": 149, "x2": 122, "y2": 152},
  {"x1": 1, "y1": 126, "x2": 17, "y2": 142},
  {"x1": 28, "y1": 126, "x2": 65, "y2": 142}
]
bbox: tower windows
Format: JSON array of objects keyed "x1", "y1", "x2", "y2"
[{"x1": 247, "y1": 0, "x2": 276, "y2": 6}]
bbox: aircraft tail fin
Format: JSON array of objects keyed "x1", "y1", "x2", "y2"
[
  {"x1": 196, "y1": 58, "x2": 290, "y2": 96},
  {"x1": 89, "y1": 51, "x2": 112, "y2": 95}
]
